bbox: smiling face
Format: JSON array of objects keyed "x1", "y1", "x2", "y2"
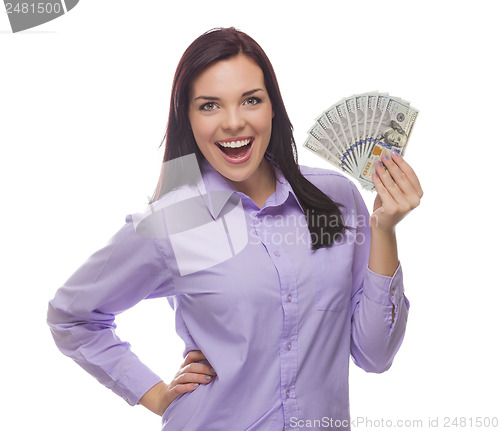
[{"x1": 188, "y1": 54, "x2": 275, "y2": 197}]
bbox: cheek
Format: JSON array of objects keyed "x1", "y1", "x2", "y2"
[
  {"x1": 191, "y1": 117, "x2": 215, "y2": 146},
  {"x1": 254, "y1": 108, "x2": 274, "y2": 135}
]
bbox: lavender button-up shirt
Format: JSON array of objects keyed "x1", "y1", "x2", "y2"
[{"x1": 47, "y1": 157, "x2": 410, "y2": 431}]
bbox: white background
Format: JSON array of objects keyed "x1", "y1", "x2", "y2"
[{"x1": 1, "y1": 0, "x2": 499, "y2": 430}]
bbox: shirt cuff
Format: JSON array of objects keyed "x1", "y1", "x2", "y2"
[
  {"x1": 113, "y1": 362, "x2": 164, "y2": 406},
  {"x1": 362, "y1": 262, "x2": 408, "y2": 309}
]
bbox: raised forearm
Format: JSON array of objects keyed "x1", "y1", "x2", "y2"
[{"x1": 368, "y1": 226, "x2": 398, "y2": 277}]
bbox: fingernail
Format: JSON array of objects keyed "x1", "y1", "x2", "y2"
[
  {"x1": 376, "y1": 160, "x2": 383, "y2": 168},
  {"x1": 382, "y1": 154, "x2": 389, "y2": 161},
  {"x1": 193, "y1": 383, "x2": 199, "y2": 387},
  {"x1": 205, "y1": 375, "x2": 211, "y2": 381},
  {"x1": 392, "y1": 151, "x2": 399, "y2": 157}
]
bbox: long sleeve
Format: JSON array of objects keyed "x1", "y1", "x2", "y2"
[
  {"x1": 46, "y1": 214, "x2": 175, "y2": 406},
  {"x1": 349, "y1": 182, "x2": 410, "y2": 373}
]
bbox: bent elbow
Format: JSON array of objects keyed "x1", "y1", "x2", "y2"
[
  {"x1": 46, "y1": 301, "x2": 68, "y2": 347},
  {"x1": 46, "y1": 300, "x2": 82, "y2": 356},
  {"x1": 46, "y1": 300, "x2": 68, "y2": 331},
  {"x1": 46, "y1": 301, "x2": 56, "y2": 327}
]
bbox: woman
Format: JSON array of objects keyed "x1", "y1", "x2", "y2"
[{"x1": 47, "y1": 27, "x2": 422, "y2": 430}]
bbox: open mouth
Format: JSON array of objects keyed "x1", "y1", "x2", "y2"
[{"x1": 215, "y1": 137, "x2": 254, "y2": 163}]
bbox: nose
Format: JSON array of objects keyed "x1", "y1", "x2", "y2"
[{"x1": 221, "y1": 107, "x2": 245, "y2": 133}]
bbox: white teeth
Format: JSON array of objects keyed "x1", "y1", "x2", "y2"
[{"x1": 217, "y1": 138, "x2": 251, "y2": 148}]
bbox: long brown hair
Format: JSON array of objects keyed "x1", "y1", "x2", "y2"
[{"x1": 151, "y1": 27, "x2": 348, "y2": 249}]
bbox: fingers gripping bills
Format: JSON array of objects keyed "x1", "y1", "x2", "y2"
[{"x1": 303, "y1": 92, "x2": 419, "y2": 191}]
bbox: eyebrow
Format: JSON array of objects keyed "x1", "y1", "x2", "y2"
[{"x1": 193, "y1": 88, "x2": 264, "y2": 101}]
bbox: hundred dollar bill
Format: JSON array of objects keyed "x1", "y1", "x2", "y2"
[
  {"x1": 303, "y1": 135, "x2": 374, "y2": 194},
  {"x1": 324, "y1": 103, "x2": 359, "y2": 176},
  {"x1": 315, "y1": 113, "x2": 358, "y2": 175},
  {"x1": 356, "y1": 95, "x2": 389, "y2": 179},
  {"x1": 355, "y1": 94, "x2": 369, "y2": 157},
  {"x1": 346, "y1": 95, "x2": 363, "y2": 163},
  {"x1": 361, "y1": 93, "x2": 380, "y2": 164},
  {"x1": 303, "y1": 135, "x2": 343, "y2": 170},
  {"x1": 305, "y1": 125, "x2": 347, "y2": 170},
  {"x1": 337, "y1": 99, "x2": 358, "y2": 166},
  {"x1": 358, "y1": 97, "x2": 418, "y2": 183}
]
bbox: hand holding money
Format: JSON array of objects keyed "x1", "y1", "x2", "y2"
[
  {"x1": 371, "y1": 151, "x2": 423, "y2": 233},
  {"x1": 303, "y1": 91, "x2": 419, "y2": 192}
]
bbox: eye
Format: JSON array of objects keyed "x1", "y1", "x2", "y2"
[
  {"x1": 244, "y1": 96, "x2": 262, "y2": 106},
  {"x1": 199, "y1": 102, "x2": 218, "y2": 111}
]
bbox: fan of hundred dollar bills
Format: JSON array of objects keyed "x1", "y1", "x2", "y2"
[{"x1": 303, "y1": 92, "x2": 419, "y2": 192}]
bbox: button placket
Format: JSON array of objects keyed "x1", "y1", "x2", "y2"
[{"x1": 259, "y1": 206, "x2": 300, "y2": 422}]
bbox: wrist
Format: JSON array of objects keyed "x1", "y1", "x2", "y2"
[
  {"x1": 139, "y1": 381, "x2": 170, "y2": 416},
  {"x1": 368, "y1": 225, "x2": 398, "y2": 277},
  {"x1": 370, "y1": 224, "x2": 396, "y2": 238},
  {"x1": 157, "y1": 383, "x2": 173, "y2": 416}
]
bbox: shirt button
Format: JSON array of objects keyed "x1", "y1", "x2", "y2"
[
  {"x1": 287, "y1": 294, "x2": 292, "y2": 302},
  {"x1": 285, "y1": 390, "x2": 290, "y2": 398},
  {"x1": 274, "y1": 251, "x2": 280, "y2": 257},
  {"x1": 286, "y1": 342, "x2": 292, "y2": 350}
]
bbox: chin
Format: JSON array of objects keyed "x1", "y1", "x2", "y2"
[{"x1": 216, "y1": 163, "x2": 257, "y2": 183}]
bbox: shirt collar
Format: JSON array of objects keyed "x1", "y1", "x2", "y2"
[
  {"x1": 271, "y1": 164, "x2": 304, "y2": 213},
  {"x1": 197, "y1": 157, "x2": 305, "y2": 218},
  {"x1": 197, "y1": 158, "x2": 238, "y2": 219}
]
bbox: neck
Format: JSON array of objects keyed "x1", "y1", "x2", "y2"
[{"x1": 229, "y1": 159, "x2": 276, "y2": 208}]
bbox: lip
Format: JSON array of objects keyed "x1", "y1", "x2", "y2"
[{"x1": 215, "y1": 137, "x2": 254, "y2": 165}]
